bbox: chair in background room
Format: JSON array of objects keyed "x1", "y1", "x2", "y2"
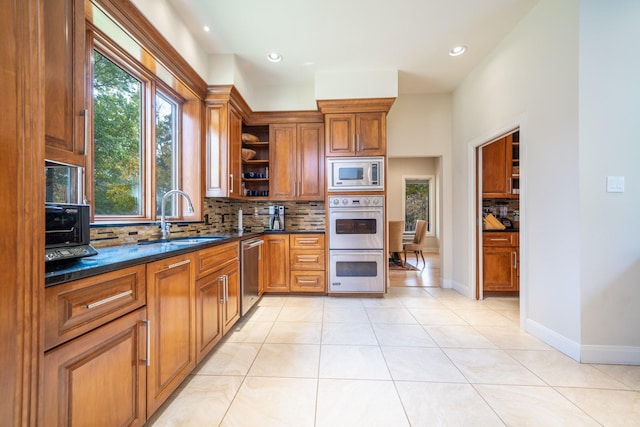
[
  {"x1": 403, "y1": 220, "x2": 428, "y2": 268},
  {"x1": 388, "y1": 220, "x2": 405, "y2": 266}
]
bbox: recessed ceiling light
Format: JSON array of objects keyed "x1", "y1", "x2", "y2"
[
  {"x1": 267, "y1": 52, "x2": 282, "y2": 63},
  {"x1": 203, "y1": 26, "x2": 210, "y2": 32},
  {"x1": 449, "y1": 45, "x2": 467, "y2": 56}
]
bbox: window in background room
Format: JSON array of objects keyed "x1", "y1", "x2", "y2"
[
  {"x1": 155, "y1": 92, "x2": 180, "y2": 217},
  {"x1": 403, "y1": 176, "x2": 432, "y2": 233}
]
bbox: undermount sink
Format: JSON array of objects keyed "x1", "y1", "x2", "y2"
[{"x1": 137, "y1": 236, "x2": 229, "y2": 246}]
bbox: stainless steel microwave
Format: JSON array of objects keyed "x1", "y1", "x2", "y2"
[{"x1": 327, "y1": 157, "x2": 384, "y2": 191}]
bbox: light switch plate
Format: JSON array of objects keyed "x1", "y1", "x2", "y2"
[{"x1": 606, "y1": 176, "x2": 625, "y2": 193}]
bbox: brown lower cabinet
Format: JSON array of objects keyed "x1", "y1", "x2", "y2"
[
  {"x1": 43, "y1": 242, "x2": 242, "y2": 425},
  {"x1": 263, "y1": 233, "x2": 325, "y2": 293},
  {"x1": 482, "y1": 232, "x2": 519, "y2": 292},
  {"x1": 43, "y1": 308, "x2": 148, "y2": 427}
]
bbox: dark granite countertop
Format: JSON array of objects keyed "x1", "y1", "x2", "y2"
[
  {"x1": 45, "y1": 230, "x2": 326, "y2": 287},
  {"x1": 45, "y1": 232, "x2": 260, "y2": 287}
]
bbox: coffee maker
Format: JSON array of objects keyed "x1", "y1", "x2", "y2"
[{"x1": 268, "y1": 205, "x2": 285, "y2": 231}]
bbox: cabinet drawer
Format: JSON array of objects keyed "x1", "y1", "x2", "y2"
[
  {"x1": 195, "y1": 242, "x2": 239, "y2": 279},
  {"x1": 290, "y1": 250, "x2": 325, "y2": 270},
  {"x1": 290, "y1": 234, "x2": 324, "y2": 250},
  {"x1": 290, "y1": 271, "x2": 325, "y2": 292},
  {"x1": 483, "y1": 232, "x2": 518, "y2": 247},
  {"x1": 45, "y1": 265, "x2": 146, "y2": 350}
]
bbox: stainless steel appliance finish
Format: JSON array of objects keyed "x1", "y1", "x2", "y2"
[
  {"x1": 329, "y1": 250, "x2": 385, "y2": 293},
  {"x1": 241, "y1": 237, "x2": 264, "y2": 316},
  {"x1": 268, "y1": 205, "x2": 285, "y2": 231},
  {"x1": 327, "y1": 156, "x2": 384, "y2": 192},
  {"x1": 328, "y1": 196, "x2": 384, "y2": 249},
  {"x1": 328, "y1": 195, "x2": 385, "y2": 293}
]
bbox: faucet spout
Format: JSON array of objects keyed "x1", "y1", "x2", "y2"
[{"x1": 160, "y1": 190, "x2": 194, "y2": 240}]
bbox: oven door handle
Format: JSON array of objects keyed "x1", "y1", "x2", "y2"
[{"x1": 330, "y1": 208, "x2": 383, "y2": 214}]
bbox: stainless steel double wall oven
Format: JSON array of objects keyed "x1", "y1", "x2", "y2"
[{"x1": 328, "y1": 195, "x2": 385, "y2": 293}]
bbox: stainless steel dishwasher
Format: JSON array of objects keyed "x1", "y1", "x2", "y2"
[{"x1": 240, "y1": 237, "x2": 264, "y2": 316}]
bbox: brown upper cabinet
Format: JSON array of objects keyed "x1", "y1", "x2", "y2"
[
  {"x1": 270, "y1": 123, "x2": 325, "y2": 200},
  {"x1": 317, "y1": 98, "x2": 395, "y2": 157},
  {"x1": 44, "y1": 0, "x2": 87, "y2": 166},
  {"x1": 482, "y1": 131, "x2": 520, "y2": 198}
]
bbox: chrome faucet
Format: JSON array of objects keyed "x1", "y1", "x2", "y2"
[{"x1": 160, "y1": 190, "x2": 194, "y2": 240}]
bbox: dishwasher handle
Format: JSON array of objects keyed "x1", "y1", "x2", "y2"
[{"x1": 242, "y1": 238, "x2": 264, "y2": 249}]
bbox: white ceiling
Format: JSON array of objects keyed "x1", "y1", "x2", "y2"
[{"x1": 166, "y1": 0, "x2": 538, "y2": 95}]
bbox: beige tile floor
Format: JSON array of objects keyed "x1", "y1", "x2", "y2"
[{"x1": 148, "y1": 267, "x2": 640, "y2": 426}]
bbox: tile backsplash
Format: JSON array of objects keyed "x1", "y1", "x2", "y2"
[{"x1": 90, "y1": 198, "x2": 326, "y2": 248}]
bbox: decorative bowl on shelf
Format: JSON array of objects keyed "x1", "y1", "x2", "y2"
[
  {"x1": 241, "y1": 148, "x2": 256, "y2": 161},
  {"x1": 242, "y1": 133, "x2": 259, "y2": 143}
]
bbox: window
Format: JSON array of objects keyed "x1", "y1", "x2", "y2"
[
  {"x1": 403, "y1": 176, "x2": 433, "y2": 234},
  {"x1": 91, "y1": 45, "x2": 182, "y2": 221}
]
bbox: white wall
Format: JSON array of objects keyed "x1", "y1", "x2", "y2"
[
  {"x1": 578, "y1": 0, "x2": 640, "y2": 363},
  {"x1": 452, "y1": 0, "x2": 583, "y2": 357},
  {"x1": 131, "y1": 0, "x2": 209, "y2": 80},
  {"x1": 387, "y1": 94, "x2": 453, "y2": 286}
]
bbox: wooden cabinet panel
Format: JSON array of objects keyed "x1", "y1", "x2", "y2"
[
  {"x1": 482, "y1": 135, "x2": 514, "y2": 198},
  {"x1": 44, "y1": 0, "x2": 86, "y2": 166},
  {"x1": 195, "y1": 242, "x2": 239, "y2": 279},
  {"x1": 356, "y1": 112, "x2": 386, "y2": 156},
  {"x1": 43, "y1": 308, "x2": 147, "y2": 427},
  {"x1": 146, "y1": 254, "x2": 196, "y2": 414},
  {"x1": 205, "y1": 103, "x2": 229, "y2": 197},
  {"x1": 263, "y1": 234, "x2": 290, "y2": 292},
  {"x1": 229, "y1": 106, "x2": 243, "y2": 198},
  {"x1": 220, "y1": 261, "x2": 241, "y2": 334},
  {"x1": 196, "y1": 272, "x2": 223, "y2": 363},
  {"x1": 44, "y1": 265, "x2": 146, "y2": 351},
  {"x1": 290, "y1": 250, "x2": 324, "y2": 271},
  {"x1": 325, "y1": 112, "x2": 385, "y2": 157},
  {"x1": 290, "y1": 271, "x2": 325, "y2": 293},
  {"x1": 270, "y1": 123, "x2": 324, "y2": 200},
  {"x1": 482, "y1": 232, "x2": 519, "y2": 292}
]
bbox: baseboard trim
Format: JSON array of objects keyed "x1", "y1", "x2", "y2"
[
  {"x1": 580, "y1": 345, "x2": 640, "y2": 365},
  {"x1": 525, "y1": 318, "x2": 581, "y2": 362}
]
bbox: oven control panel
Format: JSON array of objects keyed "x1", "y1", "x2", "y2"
[{"x1": 329, "y1": 196, "x2": 384, "y2": 207}]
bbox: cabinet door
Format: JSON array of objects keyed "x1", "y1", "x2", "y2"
[
  {"x1": 325, "y1": 114, "x2": 355, "y2": 156},
  {"x1": 263, "y1": 234, "x2": 290, "y2": 292},
  {"x1": 146, "y1": 254, "x2": 196, "y2": 414},
  {"x1": 297, "y1": 123, "x2": 325, "y2": 200},
  {"x1": 205, "y1": 102, "x2": 229, "y2": 197},
  {"x1": 196, "y1": 272, "x2": 223, "y2": 363},
  {"x1": 44, "y1": 0, "x2": 86, "y2": 166},
  {"x1": 270, "y1": 124, "x2": 297, "y2": 199},
  {"x1": 229, "y1": 106, "x2": 243, "y2": 198},
  {"x1": 355, "y1": 112, "x2": 385, "y2": 156},
  {"x1": 43, "y1": 308, "x2": 147, "y2": 427},
  {"x1": 482, "y1": 136, "x2": 512, "y2": 197},
  {"x1": 483, "y1": 247, "x2": 518, "y2": 292}
]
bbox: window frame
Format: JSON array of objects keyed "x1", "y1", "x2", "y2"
[
  {"x1": 401, "y1": 175, "x2": 435, "y2": 237},
  {"x1": 87, "y1": 28, "x2": 187, "y2": 224}
]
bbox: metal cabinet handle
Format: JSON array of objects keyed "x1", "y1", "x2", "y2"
[
  {"x1": 298, "y1": 279, "x2": 318, "y2": 284},
  {"x1": 167, "y1": 259, "x2": 190, "y2": 269},
  {"x1": 489, "y1": 238, "x2": 509, "y2": 242},
  {"x1": 296, "y1": 238, "x2": 319, "y2": 245},
  {"x1": 84, "y1": 290, "x2": 133, "y2": 309},
  {"x1": 513, "y1": 251, "x2": 518, "y2": 269},
  {"x1": 224, "y1": 275, "x2": 229, "y2": 303},
  {"x1": 219, "y1": 275, "x2": 226, "y2": 304},
  {"x1": 229, "y1": 174, "x2": 234, "y2": 193},
  {"x1": 142, "y1": 319, "x2": 151, "y2": 366},
  {"x1": 297, "y1": 256, "x2": 317, "y2": 263}
]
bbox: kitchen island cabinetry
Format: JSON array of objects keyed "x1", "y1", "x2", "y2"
[
  {"x1": 146, "y1": 253, "x2": 196, "y2": 414},
  {"x1": 43, "y1": 266, "x2": 148, "y2": 426},
  {"x1": 44, "y1": 0, "x2": 86, "y2": 166},
  {"x1": 482, "y1": 232, "x2": 519, "y2": 292},
  {"x1": 270, "y1": 123, "x2": 324, "y2": 200}
]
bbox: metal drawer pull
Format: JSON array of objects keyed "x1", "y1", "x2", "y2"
[
  {"x1": 297, "y1": 238, "x2": 319, "y2": 245},
  {"x1": 167, "y1": 259, "x2": 190, "y2": 269},
  {"x1": 84, "y1": 290, "x2": 133, "y2": 309},
  {"x1": 142, "y1": 320, "x2": 151, "y2": 366},
  {"x1": 488, "y1": 238, "x2": 508, "y2": 241},
  {"x1": 298, "y1": 257, "x2": 317, "y2": 262},
  {"x1": 298, "y1": 279, "x2": 318, "y2": 284}
]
